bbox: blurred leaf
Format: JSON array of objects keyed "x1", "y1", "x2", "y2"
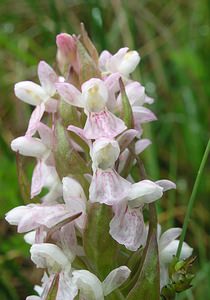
[
  {"x1": 83, "y1": 203, "x2": 119, "y2": 280},
  {"x1": 126, "y1": 229, "x2": 160, "y2": 300},
  {"x1": 77, "y1": 40, "x2": 101, "y2": 85},
  {"x1": 80, "y1": 22, "x2": 99, "y2": 63},
  {"x1": 54, "y1": 121, "x2": 91, "y2": 179},
  {"x1": 119, "y1": 78, "x2": 134, "y2": 129}
]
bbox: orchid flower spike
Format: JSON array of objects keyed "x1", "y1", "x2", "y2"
[{"x1": 56, "y1": 78, "x2": 126, "y2": 139}]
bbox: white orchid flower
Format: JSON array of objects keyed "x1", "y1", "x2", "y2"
[
  {"x1": 56, "y1": 78, "x2": 126, "y2": 139},
  {"x1": 158, "y1": 227, "x2": 193, "y2": 288}
]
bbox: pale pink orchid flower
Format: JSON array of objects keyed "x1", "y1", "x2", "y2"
[
  {"x1": 6, "y1": 177, "x2": 86, "y2": 236},
  {"x1": 56, "y1": 33, "x2": 79, "y2": 76},
  {"x1": 158, "y1": 226, "x2": 193, "y2": 288},
  {"x1": 27, "y1": 264, "x2": 130, "y2": 300},
  {"x1": 109, "y1": 180, "x2": 176, "y2": 251},
  {"x1": 26, "y1": 271, "x2": 78, "y2": 300},
  {"x1": 56, "y1": 78, "x2": 126, "y2": 139},
  {"x1": 89, "y1": 138, "x2": 131, "y2": 205},
  {"x1": 99, "y1": 47, "x2": 140, "y2": 78},
  {"x1": 72, "y1": 266, "x2": 131, "y2": 300},
  {"x1": 11, "y1": 122, "x2": 56, "y2": 199},
  {"x1": 110, "y1": 204, "x2": 147, "y2": 251},
  {"x1": 15, "y1": 61, "x2": 59, "y2": 136},
  {"x1": 29, "y1": 241, "x2": 130, "y2": 300},
  {"x1": 11, "y1": 122, "x2": 53, "y2": 162}
]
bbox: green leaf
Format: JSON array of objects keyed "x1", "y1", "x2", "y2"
[
  {"x1": 77, "y1": 40, "x2": 101, "y2": 85},
  {"x1": 126, "y1": 230, "x2": 160, "y2": 300},
  {"x1": 119, "y1": 78, "x2": 134, "y2": 129},
  {"x1": 80, "y1": 22, "x2": 99, "y2": 63},
  {"x1": 126, "y1": 203, "x2": 160, "y2": 300},
  {"x1": 83, "y1": 203, "x2": 119, "y2": 280},
  {"x1": 54, "y1": 121, "x2": 91, "y2": 179},
  {"x1": 58, "y1": 99, "x2": 81, "y2": 128},
  {"x1": 15, "y1": 154, "x2": 32, "y2": 204}
]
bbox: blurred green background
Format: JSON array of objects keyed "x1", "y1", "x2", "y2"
[{"x1": 0, "y1": 0, "x2": 209, "y2": 299}]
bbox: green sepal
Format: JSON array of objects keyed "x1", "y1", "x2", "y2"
[
  {"x1": 161, "y1": 256, "x2": 196, "y2": 298},
  {"x1": 77, "y1": 40, "x2": 101, "y2": 85},
  {"x1": 80, "y1": 23, "x2": 99, "y2": 64},
  {"x1": 83, "y1": 203, "x2": 119, "y2": 280},
  {"x1": 126, "y1": 228, "x2": 160, "y2": 300},
  {"x1": 54, "y1": 121, "x2": 91, "y2": 180},
  {"x1": 119, "y1": 78, "x2": 134, "y2": 129},
  {"x1": 58, "y1": 99, "x2": 81, "y2": 128}
]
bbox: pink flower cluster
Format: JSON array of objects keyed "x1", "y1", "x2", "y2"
[{"x1": 6, "y1": 32, "x2": 192, "y2": 299}]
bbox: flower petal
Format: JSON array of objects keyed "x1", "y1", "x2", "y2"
[
  {"x1": 135, "y1": 139, "x2": 151, "y2": 155},
  {"x1": 38, "y1": 61, "x2": 58, "y2": 96},
  {"x1": 89, "y1": 169, "x2": 131, "y2": 205},
  {"x1": 91, "y1": 138, "x2": 120, "y2": 170},
  {"x1": 56, "y1": 82, "x2": 84, "y2": 107},
  {"x1": 26, "y1": 103, "x2": 45, "y2": 137},
  {"x1": 102, "y1": 266, "x2": 131, "y2": 296},
  {"x1": 11, "y1": 136, "x2": 48, "y2": 158},
  {"x1": 30, "y1": 243, "x2": 69, "y2": 271},
  {"x1": 133, "y1": 106, "x2": 157, "y2": 124},
  {"x1": 128, "y1": 180, "x2": 163, "y2": 208},
  {"x1": 156, "y1": 180, "x2": 176, "y2": 191},
  {"x1": 5, "y1": 206, "x2": 31, "y2": 225},
  {"x1": 16, "y1": 204, "x2": 70, "y2": 233},
  {"x1": 62, "y1": 177, "x2": 87, "y2": 231},
  {"x1": 117, "y1": 129, "x2": 138, "y2": 152},
  {"x1": 109, "y1": 205, "x2": 146, "y2": 251},
  {"x1": 14, "y1": 81, "x2": 48, "y2": 106},
  {"x1": 84, "y1": 109, "x2": 126, "y2": 139},
  {"x1": 159, "y1": 228, "x2": 182, "y2": 251},
  {"x1": 56, "y1": 271, "x2": 78, "y2": 300},
  {"x1": 160, "y1": 240, "x2": 193, "y2": 264},
  {"x1": 82, "y1": 78, "x2": 108, "y2": 112},
  {"x1": 31, "y1": 161, "x2": 45, "y2": 198},
  {"x1": 72, "y1": 270, "x2": 104, "y2": 300}
]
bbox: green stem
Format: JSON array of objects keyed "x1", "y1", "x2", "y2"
[{"x1": 176, "y1": 138, "x2": 210, "y2": 258}]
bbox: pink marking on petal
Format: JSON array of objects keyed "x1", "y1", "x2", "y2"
[
  {"x1": 109, "y1": 205, "x2": 146, "y2": 251},
  {"x1": 89, "y1": 169, "x2": 131, "y2": 205},
  {"x1": 84, "y1": 109, "x2": 127, "y2": 139}
]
